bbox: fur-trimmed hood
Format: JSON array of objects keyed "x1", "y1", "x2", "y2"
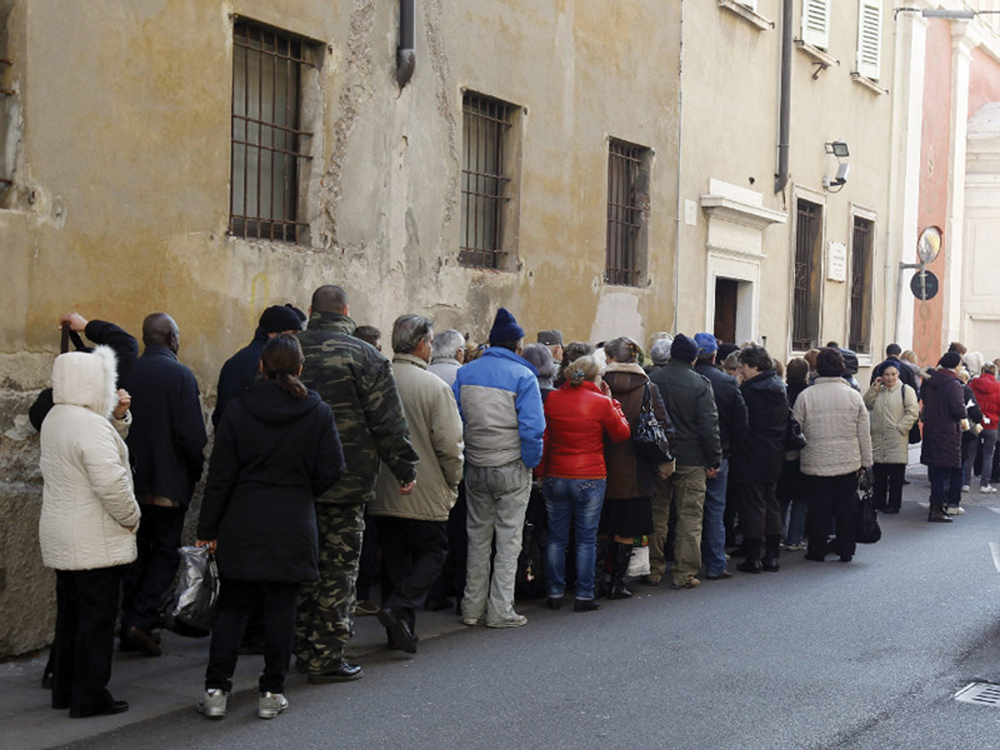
[{"x1": 52, "y1": 345, "x2": 118, "y2": 419}]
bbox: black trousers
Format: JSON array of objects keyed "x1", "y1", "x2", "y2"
[
  {"x1": 873, "y1": 463, "x2": 905, "y2": 512},
  {"x1": 206, "y1": 579, "x2": 300, "y2": 694},
  {"x1": 121, "y1": 505, "x2": 185, "y2": 633},
  {"x1": 734, "y1": 481, "x2": 781, "y2": 539},
  {"x1": 805, "y1": 473, "x2": 858, "y2": 559},
  {"x1": 51, "y1": 566, "x2": 123, "y2": 713},
  {"x1": 376, "y1": 516, "x2": 448, "y2": 633}
]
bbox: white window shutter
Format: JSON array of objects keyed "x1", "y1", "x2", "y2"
[
  {"x1": 857, "y1": 0, "x2": 883, "y2": 80},
  {"x1": 802, "y1": 0, "x2": 830, "y2": 49},
  {"x1": 738, "y1": 0, "x2": 758, "y2": 11}
]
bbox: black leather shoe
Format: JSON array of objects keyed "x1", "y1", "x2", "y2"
[
  {"x1": 736, "y1": 558, "x2": 762, "y2": 574},
  {"x1": 376, "y1": 608, "x2": 417, "y2": 654},
  {"x1": 308, "y1": 661, "x2": 364, "y2": 684},
  {"x1": 928, "y1": 511, "x2": 953, "y2": 523},
  {"x1": 705, "y1": 570, "x2": 733, "y2": 580},
  {"x1": 546, "y1": 597, "x2": 563, "y2": 610},
  {"x1": 574, "y1": 599, "x2": 602, "y2": 612},
  {"x1": 761, "y1": 558, "x2": 780, "y2": 573},
  {"x1": 69, "y1": 700, "x2": 129, "y2": 718},
  {"x1": 839, "y1": 555, "x2": 853, "y2": 563},
  {"x1": 125, "y1": 626, "x2": 161, "y2": 657}
]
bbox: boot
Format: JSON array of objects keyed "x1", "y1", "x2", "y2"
[
  {"x1": 928, "y1": 505, "x2": 953, "y2": 523},
  {"x1": 594, "y1": 538, "x2": 610, "y2": 599},
  {"x1": 609, "y1": 542, "x2": 633, "y2": 599},
  {"x1": 761, "y1": 534, "x2": 781, "y2": 572},
  {"x1": 736, "y1": 538, "x2": 763, "y2": 574}
]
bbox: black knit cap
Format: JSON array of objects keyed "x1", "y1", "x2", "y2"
[
  {"x1": 259, "y1": 304, "x2": 305, "y2": 334},
  {"x1": 670, "y1": 334, "x2": 699, "y2": 363}
]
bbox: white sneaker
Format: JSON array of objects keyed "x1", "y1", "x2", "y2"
[
  {"x1": 962, "y1": 485, "x2": 971, "y2": 493},
  {"x1": 197, "y1": 689, "x2": 227, "y2": 718},
  {"x1": 981, "y1": 485, "x2": 998, "y2": 494},
  {"x1": 258, "y1": 692, "x2": 288, "y2": 720},
  {"x1": 945, "y1": 505, "x2": 966, "y2": 515},
  {"x1": 485, "y1": 613, "x2": 527, "y2": 628}
]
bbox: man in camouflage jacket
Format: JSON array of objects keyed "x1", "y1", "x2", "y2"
[{"x1": 295, "y1": 285, "x2": 419, "y2": 683}]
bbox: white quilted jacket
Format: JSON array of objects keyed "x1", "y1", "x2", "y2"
[{"x1": 39, "y1": 346, "x2": 140, "y2": 571}]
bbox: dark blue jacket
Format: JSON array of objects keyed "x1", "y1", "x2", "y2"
[
  {"x1": 694, "y1": 361, "x2": 748, "y2": 459},
  {"x1": 127, "y1": 344, "x2": 207, "y2": 508},
  {"x1": 731, "y1": 370, "x2": 790, "y2": 484},
  {"x1": 212, "y1": 327, "x2": 268, "y2": 428},
  {"x1": 920, "y1": 368, "x2": 967, "y2": 468}
]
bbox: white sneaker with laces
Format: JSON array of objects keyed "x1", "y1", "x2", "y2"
[
  {"x1": 198, "y1": 689, "x2": 228, "y2": 718},
  {"x1": 962, "y1": 485, "x2": 971, "y2": 492},
  {"x1": 945, "y1": 505, "x2": 966, "y2": 515},
  {"x1": 258, "y1": 692, "x2": 289, "y2": 719},
  {"x1": 485, "y1": 613, "x2": 528, "y2": 628},
  {"x1": 981, "y1": 485, "x2": 998, "y2": 494}
]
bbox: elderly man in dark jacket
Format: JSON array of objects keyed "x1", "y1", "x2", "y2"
[
  {"x1": 294, "y1": 285, "x2": 419, "y2": 684},
  {"x1": 121, "y1": 313, "x2": 207, "y2": 656},
  {"x1": 921, "y1": 352, "x2": 969, "y2": 522},
  {"x1": 648, "y1": 334, "x2": 722, "y2": 590},
  {"x1": 693, "y1": 333, "x2": 748, "y2": 580},
  {"x1": 730, "y1": 345, "x2": 789, "y2": 573}
]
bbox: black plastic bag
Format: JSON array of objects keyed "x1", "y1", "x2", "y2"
[{"x1": 161, "y1": 546, "x2": 220, "y2": 635}]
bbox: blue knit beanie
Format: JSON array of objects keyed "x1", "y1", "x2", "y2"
[{"x1": 489, "y1": 308, "x2": 524, "y2": 345}]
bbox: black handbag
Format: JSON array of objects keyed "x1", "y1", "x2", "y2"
[
  {"x1": 632, "y1": 382, "x2": 674, "y2": 465},
  {"x1": 785, "y1": 411, "x2": 807, "y2": 451},
  {"x1": 855, "y1": 469, "x2": 882, "y2": 544},
  {"x1": 903, "y1": 387, "x2": 922, "y2": 444}
]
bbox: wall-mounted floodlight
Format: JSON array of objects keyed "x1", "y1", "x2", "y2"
[{"x1": 825, "y1": 141, "x2": 850, "y2": 158}]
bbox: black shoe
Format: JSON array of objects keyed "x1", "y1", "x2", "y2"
[
  {"x1": 761, "y1": 558, "x2": 780, "y2": 573},
  {"x1": 736, "y1": 558, "x2": 762, "y2": 574},
  {"x1": 884, "y1": 507, "x2": 900, "y2": 514},
  {"x1": 69, "y1": 700, "x2": 129, "y2": 719},
  {"x1": 705, "y1": 570, "x2": 733, "y2": 580},
  {"x1": 124, "y1": 626, "x2": 161, "y2": 657},
  {"x1": 307, "y1": 660, "x2": 364, "y2": 683},
  {"x1": 41, "y1": 669, "x2": 53, "y2": 690},
  {"x1": 546, "y1": 597, "x2": 563, "y2": 610},
  {"x1": 804, "y1": 552, "x2": 825, "y2": 562},
  {"x1": 376, "y1": 608, "x2": 417, "y2": 654},
  {"x1": 928, "y1": 511, "x2": 953, "y2": 523},
  {"x1": 574, "y1": 599, "x2": 602, "y2": 612},
  {"x1": 840, "y1": 555, "x2": 853, "y2": 563}
]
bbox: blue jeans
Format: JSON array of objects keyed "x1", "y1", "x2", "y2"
[
  {"x1": 702, "y1": 458, "x2": 729, "y2": 576},
  {"x1": 543, "y1": 477, "x2": 606, "y2": 600},
  {"x1": 928, "y1": 465, "x2": 962, "y2": 508}
]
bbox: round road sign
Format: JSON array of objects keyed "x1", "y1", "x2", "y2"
[{"x1": 910, "y1": 270, "x2": 939, "y2": 301}]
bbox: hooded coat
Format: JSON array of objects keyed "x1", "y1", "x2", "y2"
[
  {"x1": 198, "y1": 379, "x2": 344, "y2": 582},
  {"x1": 39, "y1": 346, "x2": 140, "y2": 571},
  {"x1": 731, "y1": 370, "x2": 791, "y2": 483},
  {"x1": 920, "y1": 368, "x2": 967, "y2": 468}
]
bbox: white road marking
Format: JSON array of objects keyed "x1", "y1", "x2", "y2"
[
  {"x1": 990, "y1": 542, "x2": 1000, "y2": 574},
  {"x1": 989, "y1": 507, "x2": 1000, "y2": 515}
]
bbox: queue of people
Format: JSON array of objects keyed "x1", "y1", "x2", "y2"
[{"x1": 33, "y1": 292, "x2": 999, "y2": 723}]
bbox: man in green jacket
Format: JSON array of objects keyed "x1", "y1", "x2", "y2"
[{"x1": 295, "y1": 285, "x2": 419, "y2": 684}]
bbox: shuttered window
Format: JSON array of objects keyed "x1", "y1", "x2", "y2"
[
  {"x1": 801, "y1": 0, "x2": 830, "y2": 49},
  {"x1": 856, "y1": 0, "x2": 882, "y2": 80},
  {"x1": 737, "y1": 0, "x2": 758, "y2": 10}
]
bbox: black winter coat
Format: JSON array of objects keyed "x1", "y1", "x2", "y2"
[
  {"x1": 198, "y1": 380, "x2": 345, "y2": 583},
  {"x1": 127, "y1": 345, "x2": 207, "y2": 507},
  {"x1": 212, "y1": 328, "x2": 268, "y2": 429},
  {"x1": 920, "y1": 368, "x2": 967, "y2": 468},
  {"x1": 694, "y1": 361, "x2": 748, "y2": 458},
  {"x1": 730, "y1": 370, "x2": 790, "y2": 484}
]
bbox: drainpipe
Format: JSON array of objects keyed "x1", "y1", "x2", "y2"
[
  {"x1": 397, "y1": 0, "x2": 416, "y2": 88},
  {"x1": 673, "y1": 0, "x2": 685, "y2": 333},
  {"x1": 774, "y1": 0, "x2": 792, "y2": 193}
]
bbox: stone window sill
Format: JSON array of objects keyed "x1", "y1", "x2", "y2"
[
  {"x1": 851, "y1": 72, "x2": 889, "y2": 96},
  {"x1": 795, "y1": 40, "x2": 839, "y2": 78},
  {"x1": 717, "y1": 0, "x2": 774, "y2": 30}
]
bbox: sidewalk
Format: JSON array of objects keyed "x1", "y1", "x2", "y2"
[
  {"x1": 0, "y1": 600, "x2": 475, "y2": 750},
  {"x1": 0, "y1": 449, "x2": 939, "y2": 750}
]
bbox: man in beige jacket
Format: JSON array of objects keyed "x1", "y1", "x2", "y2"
[{"x1": 371, "y1": 315, "x2": 465, "y2": 653}]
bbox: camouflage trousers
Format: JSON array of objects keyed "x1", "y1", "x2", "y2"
[{"x1": 295, "y1": 502, "x2": 365, "y2": 672}]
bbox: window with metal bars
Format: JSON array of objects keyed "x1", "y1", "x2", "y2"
[
  {"x1": 792, "y1": 199, "x2": 822, "y2": 351},
  {"x1": 605, "y1": 139, "x2": 649, "y2": 287},
  {"x1": 230, "y1": 20, "x2": 315, "y2": 243},
  {"x1": 460, "y1": 92, "x2": 514, "y2": 269},
  {"x1": 849, "y1": 215, "x2": 874, "y2": 354}
]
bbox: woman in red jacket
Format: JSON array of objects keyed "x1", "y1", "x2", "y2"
[
  {"x1": 971, "y1": 362, "x2": 1000, "y2": 493},
  {"x1": 540, "y1": 355, "x2": 631, "y2": 612}
]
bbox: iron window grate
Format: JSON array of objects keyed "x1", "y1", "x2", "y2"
[
  {"x1": 605, "y1": 139, "x2": 646, "y2": 287},
  {"x1": 956, "y1": 682, "x2": 1000, "y2": 707}
]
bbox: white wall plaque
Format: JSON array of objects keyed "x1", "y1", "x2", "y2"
[{"x1": 828, "y1": 241, "x2": 847, "y2": 282}]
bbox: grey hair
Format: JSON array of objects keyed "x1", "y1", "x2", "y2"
[
  {"x1": 522, "y1": 343, "x2": 555, "y2": 380},
  {"x1": 604, "y1": 336, "x2": 640, "y2": 364},
  {"x1": 431, "y1": 328, "x2": 465, "y2": 359},
  {"x1": 650, "y1": 337, "x2": 673, "y2": 366},
  {"x1": 391, "y1": 314, "x2": 433, "y2": 355}
]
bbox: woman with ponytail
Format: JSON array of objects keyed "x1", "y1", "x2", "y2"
[
  {"x1": 196, "y1": 334, "x2": 344, "y2": 720},
  {"x1": 540, "y1": 355, "x2": 631, "y2": 611}
]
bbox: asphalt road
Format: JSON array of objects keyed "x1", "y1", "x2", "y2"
[{"x1": 51, "y1": 481, "x2": 1000, "y2": 750}]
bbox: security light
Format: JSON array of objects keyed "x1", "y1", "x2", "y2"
[{"x1": 825, "y1": 141, "x2": 850, "y2": 158}]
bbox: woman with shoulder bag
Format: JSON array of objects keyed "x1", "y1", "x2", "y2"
[
  {"x1": 599, "y1": 337, "x2": 673, "y2": 599},
  {"x1": 196, "y1": 334, "x2": 344, "y2": 720},
  {"x1": 863, "y1": 361, "x2": 919, "y2": 514},
  {"x1": 539, "y1": 355, "x2": 631, "y2": 612}
]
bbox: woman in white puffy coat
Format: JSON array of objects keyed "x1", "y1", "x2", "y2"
[
  {"x1": 39, "y1": 345, "x2": 140, "y2": 718},
  {"x1": 863, "y1": 362, "x2": 919, "y2": 514}
]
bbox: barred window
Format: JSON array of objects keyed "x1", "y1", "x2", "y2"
[
  {"x1": 849, "y1": 215, "x2": 874, "y2": 354},
  {"x1": 460, "y1": 92, "x2": 514, "y2": 269},
  {"x1": 605, "y1": 139, "x2": 650, "y2": 287},
  {"x1": 229, "y1": 20, "x2": 314, "y2": 243},
  {"x1": 792, "y1": 199, "x2": 823, "y2": 351}
]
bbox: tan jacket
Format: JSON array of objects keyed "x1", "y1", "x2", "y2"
[
  {"x1": 863, "y1": 381, "x2": 919, "y2": 465},
  {"x1": 372, "y1": 354, "x2": 464, "y2": 521},
  {"x1": 793, "y1": 376, "x2": 873, "y2": 476}
]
